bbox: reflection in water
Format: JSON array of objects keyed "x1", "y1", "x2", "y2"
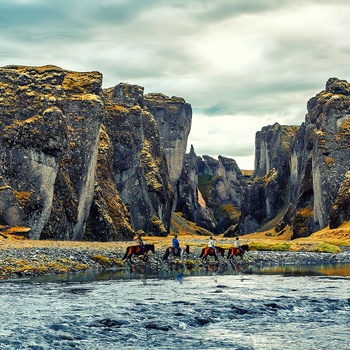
[
  {"x1": 20, "y1": 262, "x2": 350, "y2": 284},
  {"x1": 249, "y1": 263, "x2": 350, "y2": 277}
]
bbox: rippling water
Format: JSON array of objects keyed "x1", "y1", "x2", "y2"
[{"x1": 0, "y1": 264, "x2": 349, "y2": 350}]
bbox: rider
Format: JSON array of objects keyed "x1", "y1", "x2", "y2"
[
  {"x1": 172, "y1": 234, "x2": 181, "y2": 256},
  {"x1": 136, "y1": 233, "x2": 145, "y2": 254},
  {"x1": 234, "y1": 236, "x2": 242, "y2": 253},
  {"x1": 208, "y1": 236, "x2": 218, "y2": 259}
]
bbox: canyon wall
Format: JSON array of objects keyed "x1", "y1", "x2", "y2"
[
  {"x1": 0, "y1": 66, "x2": 191, "y2": 240},
  {"x1": 241, "y1": 78, "x2": 350, "y2": 238}
]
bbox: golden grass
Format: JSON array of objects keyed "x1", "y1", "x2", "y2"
[{"x1": 0, "y1": 220, "x2": 349, "y2": 257}]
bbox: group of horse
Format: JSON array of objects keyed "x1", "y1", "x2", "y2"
[{"x1": 122, "y1": 242, "x2": 249, "y2": 263}]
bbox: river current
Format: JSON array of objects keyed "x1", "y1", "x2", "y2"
[{"x1": 0, "y1": 263, "x2": 349, "y2": 350}]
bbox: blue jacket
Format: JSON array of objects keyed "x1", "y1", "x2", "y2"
[{"x1": 172, "y1": 238, "x2": 180, "y2": 248}]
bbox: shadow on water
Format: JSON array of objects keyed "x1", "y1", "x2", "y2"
[{"x1": 13, "y1": 261, "x2": 350, "y2": 284}]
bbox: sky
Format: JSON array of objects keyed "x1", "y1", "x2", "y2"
[{"x1": 1, "y1": 0, "x2": 350, "y2": 169}]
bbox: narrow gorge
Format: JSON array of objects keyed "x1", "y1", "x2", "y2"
[{"x1": 0, "y1": 65, "x2": 349, "y2": 240}]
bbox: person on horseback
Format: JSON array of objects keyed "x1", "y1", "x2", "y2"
[
  {"x1": 172, "y1": 234, "x2": 181, "y2": 256},
  {"x1": 136, "y1": 233, "x2": 145, "y2": 254},
  {"x1": 234, "y1": 236, "x2": 242, "y2": 254},
  {"x1": 208, "y1": 236, "x2": 218, "y2": 259}
]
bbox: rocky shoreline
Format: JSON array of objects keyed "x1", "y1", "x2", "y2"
[{"x1": 1, "y1": 238, "x2": 350, "y2": 280}]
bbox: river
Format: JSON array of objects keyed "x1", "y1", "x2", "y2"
[{"x1": 0, "y1": 263, "x2": 349, "y2": 349}]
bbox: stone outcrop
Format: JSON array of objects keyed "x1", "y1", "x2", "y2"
[
  {"x1": 241, "y1": 78, "x2": 350, "y2": 238},
  {"x1": 0, "y1": 65, "x2": 104, "y2": 240},
  {"x1": 0, "y1": 66, "x2": 191, "y2": 241},
  {"x1": 287, "y1": 77, "x2": 350, "y2": 238},
  {"x1": 2, "y1": 66, "x2": 350, "y2": 241},
  {"x1": 144, "y1": 93, "x2": 192, "y2": 208},
  {"x1": 241, "y1": 123, "x2": 298, "y2": 233},
  {"x1": 174, "y1": 145, "x2": 217, "y2": 232},
  {"x1": 177, "y1": 151, "x2": 250, "y2": 234},
  {"x1": 102, "y1": 83, "x2": 176, "y2": 236}
]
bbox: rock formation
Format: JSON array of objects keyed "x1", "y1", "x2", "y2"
[
  {"x1": 175, "y1": 148, "x2": 250, "y2": 235},
  {"x1": 0, "y1": 66, "x2": 191, "y2": 241},
  {"x1": 241, "y1": 123, "x2": 298, "y2": 233},
  {"x1": 1, "y1": 66, "x2": 349, "y2": 241},
  {"x1": 241, "y1": 78, "x2": 350, "y2": 238},
  {"x1": 287, "y1": 77, "x2": 350, "y2": 238},
  {"x1": 174, "y1": 145, "x2": 217, "y2": 232},
  {"x1": 144, "y1": 92, "x2": 192, "y2": 210},
  {"x1": 0, "y1": 65, "x2": 104, "y2": 240}
]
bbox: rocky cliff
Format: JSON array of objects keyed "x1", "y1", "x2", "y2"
[
  {"x1": 0, "y1": 66, "x2": 191, "y2": 241},
  {"x1": 144, "y1": 93, "x2": 192, "y2": 210},
  {"x1": 287, "y1": 77, "x2": 350, "y2": 238},
  {"x1": 174, "y1": 145, "x2": 217, "y2": 232},
  {"x1": 241, "y1": 123, "x2": 299, "y2": 233},
  {"x1": 241, "y1": 78, "x2": 350, "y2": 238},
  {"x1": 175, "y1": 149, "x2": 250, "y2": 235},
  {"x1": 2, "y1": 66, "x2": 349, "y2": 241}
]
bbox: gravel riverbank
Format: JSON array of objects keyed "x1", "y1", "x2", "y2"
[{"x1": 0, "y1": 237, "x2": 350, "y2": 280}]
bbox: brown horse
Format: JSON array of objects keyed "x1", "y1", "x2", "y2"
[
  {"x1": 199, "y1": 246, "x2": 226, "y2": 261},
  {"x1": 227, "y1": 244, "x2": 249, "y2": 260},
  {"x1": 163, "y1": 245, "x2": 190, "y2": 260},
  {"x1": 122, "y1": 244, "x2": 155, "y2": 263}
]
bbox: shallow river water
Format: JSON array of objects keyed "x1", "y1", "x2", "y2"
[{"x1": 0, "y1": 263, "x2": 349, "y2": 350}]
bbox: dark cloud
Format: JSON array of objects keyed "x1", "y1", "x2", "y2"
[{"x1": 1, "y1": 0, "x2": 350, "y2": 169}]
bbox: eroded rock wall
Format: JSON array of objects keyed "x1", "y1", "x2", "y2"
[
  {"x1": 242, "y1": 78, "x2": 350, "y2": 238},
  {"x1": 195, "y1": 154, "x2": 248, "y2": 234},
  {"x1": 144, "y1": 93, "x2": 192, "y2": 203},
  {"x1": 0, "y1": 67, "x2": 188, "y2": 240},
  {"x1": 103, "y1": 83, "x2": 175, "y2": 236},
  {"x1": 0, "y1": 65, "x2": 103, "y2": 240},
  {"x1": 175, "y1": 145, "x2": 217, "y2": 232},
  {"x1": 289, "y1": 78, "x2": 350, "y2": 238}
]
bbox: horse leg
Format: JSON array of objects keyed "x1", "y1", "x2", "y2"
[
  {"x1": 163, "y1": 249, "x2": 169, "y2": 260},
  {"x1": 122, "y1": 249, "x2": 129, "y2": 261}
]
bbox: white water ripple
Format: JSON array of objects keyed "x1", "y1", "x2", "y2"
[{"x1": 0, "y1": 269, "x2": 349, "y2": 349}]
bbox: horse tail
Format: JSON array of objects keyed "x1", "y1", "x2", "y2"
[
  {"x1": 227, "y1": 249, "x2": 231, "y2": 259},
  {"x1": 199, "y1": 248, "x2": 204, "y2": 258},
  {"x1": 163, "y1": 248, "x2": 169, "y2": 260}
]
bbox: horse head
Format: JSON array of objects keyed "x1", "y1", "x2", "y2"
[
  {"x1": 241, "y1": 244, "x2": 249, "y2": 252},
  {"x1": 145, "y1": 244, "x2": 155, "y2": 253},
  {"x1": 216, "y1": 246, "x2": 225, "y2": 257}
]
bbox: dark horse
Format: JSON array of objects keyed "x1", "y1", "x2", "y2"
[
  {"x1": 227, "y1": 244, "x2": 249, "y2": 260},
  {"x1": 163, "y1": 245, "x2": 190, "y2": 260},
  {"x1": 122, "y1": 244, "x2": 155, "y2": 263},
  {"x1": 199, "y1": 246, "x2": 226, "y2": 261}
]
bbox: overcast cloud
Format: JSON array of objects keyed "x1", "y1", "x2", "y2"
[{"x1": 1, "y1": 0, "x2": 350, "y2": 169}]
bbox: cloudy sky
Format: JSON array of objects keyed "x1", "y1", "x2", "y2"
[{"x1": 1, "y1": 0, "x2": 350, "y2": 169}]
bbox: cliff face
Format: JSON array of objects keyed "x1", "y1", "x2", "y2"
[
  {"x1": 241, "y1": 123, "x2": 298, "y2": 233},
  {"x1": 0, "y1": 65, "x2": 103, "y2": 240},
  {"x1": 189, "y1": 153, "x2": 249, "y2": 234},
  {"x1": 102, "y1": 83, "x2": 175, "y2": 236},
  {"x1": 144, "y1": 93, "x2": 192, "y2": 211},
  {"x1": 242, "y1": 78, "x2": 350, "y2": 238},
  {"x1": 0, "y1": 66, "x2": 190, "y2": 240},
  {"x1": 2, "y1": 67, "x2": 349, "y2": 241},
  {"x1": 175, "y1": 145, "x2": 217, "y2": 232},
  {"x1": 288, "y1": 78, "x2": 350, "y2": 238}
]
